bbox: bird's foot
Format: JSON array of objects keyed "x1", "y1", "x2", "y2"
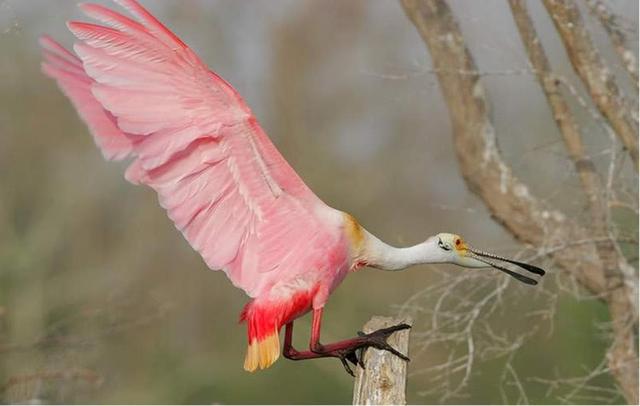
[
  {"x1": 320, "y1": 323, "x2": 412, "y2": 376},
  {"x1": 283, "y1": 323, "x2": 412, "y2": 377},
  {"x1": 356, "y1": 323, "x2": 412, "y2": 362},
  {"x1": 336, "y1": 348, "x2": 363, "y2": 377}
]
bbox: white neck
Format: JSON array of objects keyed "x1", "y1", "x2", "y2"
[{"x1": 362, "y1": 232, "x2": 443, "y2": 271}]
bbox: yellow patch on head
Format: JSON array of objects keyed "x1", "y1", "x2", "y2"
[
  {"x1": 243, "y1": 330, "x2": 280, "y2": 372},
  {"x1": 344, "y1": 213, "x2": 364, "y2": 251},
  {"x1": 453, "y1": 235, "x2": 468, "y2": 254}
]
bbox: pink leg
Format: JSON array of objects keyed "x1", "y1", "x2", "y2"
[{"x1": 282, "y1": 308, "x2": 411, "y2": 376}]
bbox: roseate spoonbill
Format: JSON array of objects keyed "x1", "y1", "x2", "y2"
[{"x1": 40, "y1": 0, "x2": 545, "y2": 375}]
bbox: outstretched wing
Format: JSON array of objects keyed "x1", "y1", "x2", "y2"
[{"x1": 41, "y1": 0, "x2": 339, "y2": 297}]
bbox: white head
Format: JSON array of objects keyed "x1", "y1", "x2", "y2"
[{"x1": 425, "y1": 233, "x2": 545, "y2": 285}]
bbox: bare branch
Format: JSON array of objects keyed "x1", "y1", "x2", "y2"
[
  {"x1": 509, "y1": 2, "x2": 638, "y2": 402},
  {"x1": 542, "y1": 0, "x2": 638, "y2": 168},
  {"x1": 586, "y1": 0, "x2": 638, "y2": 89},
  {"x1": 399, "y1": 0, "x2": 605, "y2": 294},
  {"x1": 404, "y1": 269, "x2": 551, "y2": 402},
  {"x1": 528, "y1": 358, "x2": 618, "y2": 404},
  {"x1": 400, "y1": 0, "x2": 637, "y2": 402},
  {"x1": 508, "y1": 0, "x2": 605, "y2": 236}
]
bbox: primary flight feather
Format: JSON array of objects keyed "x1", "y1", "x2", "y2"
[{"x1": 41, "y1": 0, "x2": 545, "y2": 375}]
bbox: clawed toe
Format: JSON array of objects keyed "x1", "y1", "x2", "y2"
[
  {"x1": 345, "y1": 350, "x2": 359, "y2": 366},
  {"x1": 340, "y1": 348, "x2": 365, "y2": 375},
  {"x1": 371, "y1": 340, "x2": 410, "y2": 361},
  {"x1": 374, "y1": 323, "x2": 412, "y2": 336},
  {"x1": 359, "y1": 323, "x2": 412, "y2": 362},
  {"x1": 339, "y1": 355, "x2": 355, "y2": 376}
]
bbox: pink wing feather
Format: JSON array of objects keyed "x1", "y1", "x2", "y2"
[
  {"x1": 41, "y1": 0, "x2": 340, "y2": 298},
  {"x1": 40, "y1": 35, "x2": 133, "y2": 160}
]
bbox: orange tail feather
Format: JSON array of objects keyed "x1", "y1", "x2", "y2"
[{"x1": 243, "y1": 330, "x2": 280, "y2": 372}]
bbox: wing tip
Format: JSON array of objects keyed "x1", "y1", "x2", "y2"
[
  {"x1": 38, "y1": 34, "x2": 54, "y2": 49},
  {"x1": 66, "y1": 20, "x2": 90, "y2": 32},
  {"x1": 66, "y1": 20, "x2": 84, "y2": 37},
  {"x1": 78, "y1": 2, "x2": 104, "y2": 19},
  {"x1": 113, "y1": 0, "x2": 187, "y2": 48}
]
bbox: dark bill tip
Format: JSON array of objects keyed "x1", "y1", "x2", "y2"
[{"x1": 502, "y1": 258, "x2": 546, "y2": 276}]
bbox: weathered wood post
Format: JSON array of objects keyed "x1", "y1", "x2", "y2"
[{"x1": 352, "y1": 316, "x2": 412, "y2": 405}]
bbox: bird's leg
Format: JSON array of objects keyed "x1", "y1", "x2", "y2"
[
  {"x1": 282, "y1": 320, "x2": 337, "y2": 359},
  {"x1": 310, "y1": 308, "x2": 411, "y2": 375},
  {"x1": 281, "y1": 308, "x2": 411, "y2": 376},
  {"x1": 282, "y1": 321, "x2": 321, "y2": 360},
  {"x1": 281, "y1": 314, "x2": 361, "y2": 375}
]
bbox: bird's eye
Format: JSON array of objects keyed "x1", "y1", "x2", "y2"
[{"x1": 455, "y1": 239, "x2": 461, "y2": 246}]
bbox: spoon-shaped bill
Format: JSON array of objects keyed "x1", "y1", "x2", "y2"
[{"x1": 468, "y1": 248, "x2": 545, "y2": 285}]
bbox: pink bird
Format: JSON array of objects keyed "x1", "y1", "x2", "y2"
[{"x1": 41, "y1": 0, "x2": 545, "y2": 375}]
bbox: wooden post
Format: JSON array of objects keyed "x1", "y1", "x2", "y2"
[{"x1": 352, "y1": 316, "x2": 412, "y2": 405}]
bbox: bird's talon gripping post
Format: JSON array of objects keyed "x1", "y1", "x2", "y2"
[
  {"x1": 362, "y1": 323, "x2": 412, "y2": 339},
  {"x1": 359, "y1": 342, "x2": 410, "y2": 364},
  {"x1": 345, "y1": 350, "x2": 359, "y2": 367},
  {"x1": 340, "y1": 355, "x2": 355, "y2": 377},
  {"x1": 358, "y1": 322, "x2": 412, "y2": 363},
  {"x1": 375, "y1": 343, "x2": 410, "y2": 362},
  {"x1": 376, "y1": 323, "x2": 412, "y2": 335}
]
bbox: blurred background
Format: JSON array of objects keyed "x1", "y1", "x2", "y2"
[{"x1": 0, "y1": 0, "x2": 637, "y2": 403}]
